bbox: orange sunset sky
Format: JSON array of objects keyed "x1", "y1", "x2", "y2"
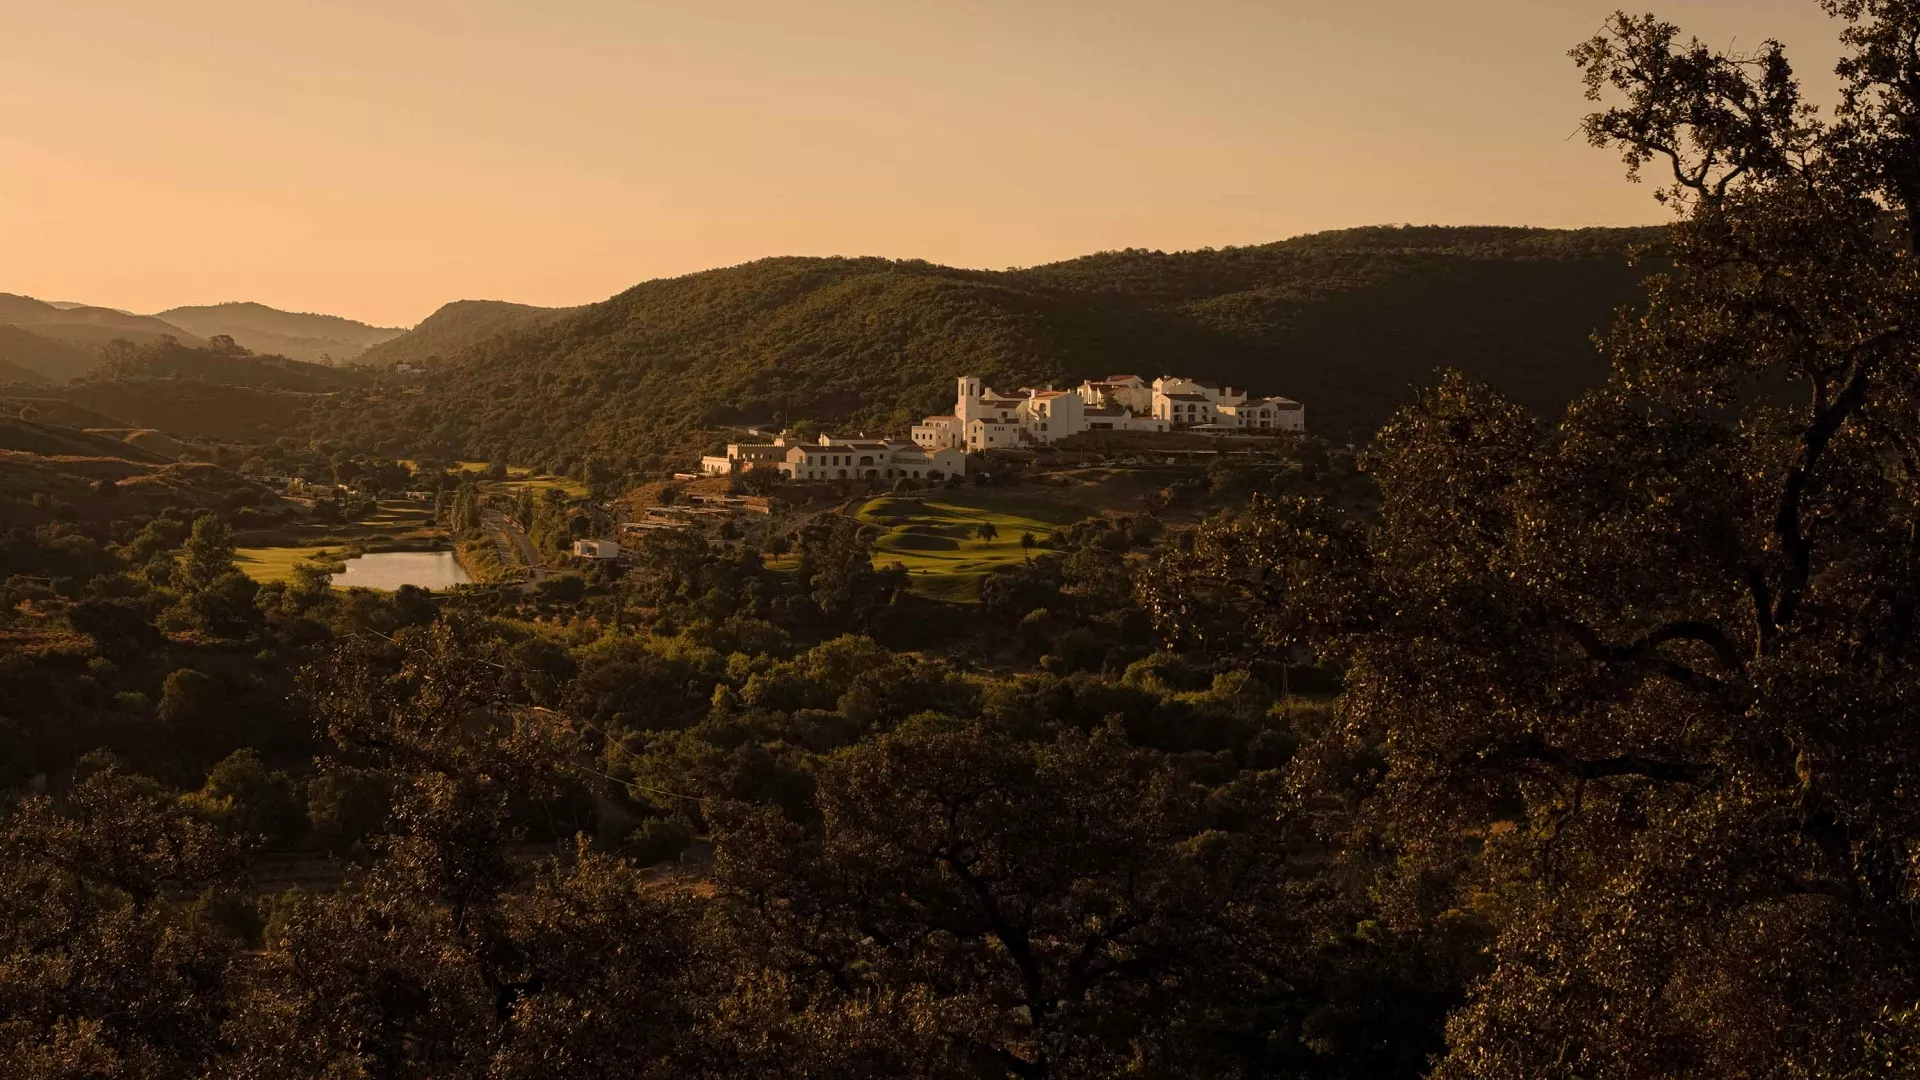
[{"x1": 0, "y1": 0, "x2": 1848, "y2": 326}]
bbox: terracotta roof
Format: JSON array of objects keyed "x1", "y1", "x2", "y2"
[
  {"x1": 1163, "y1": 392, "x2": 1211, "y2": 402},
  {"x1": 1030, "y1": 390, "x2": 1067, "y2": 399},
  {"x1": 1107, "y1": 374, "x2": 1141, "y2": 381}
]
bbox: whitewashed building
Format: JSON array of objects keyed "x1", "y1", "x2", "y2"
[
  {"x1": 1149, "y1": 376, "x2": 1304, "y2": 432},
  {"x1": 716, "y1": 371, "x2": 1301, "y2": 478},
  {"x1": 1077, "y1": 374, "x2": 1156, "y2": 415},
  {"x1": 1219, "y1": 396, "x2": 1305, "y2": 431},
  {"x1": 700, "y1": 439, "x2": 793, "y2": 476},
  {"x1": 779, "y1": 437, "x2": 966, "y2": 482},
  {"x1": 914, "y1": 376, "x2": 1171, "y2": 452}
]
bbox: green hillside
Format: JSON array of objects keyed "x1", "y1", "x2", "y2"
[
  {"x1": 88, "y1": 336, "x2": 366, "y2": 393},
  {"x1": 357, "y1": 299, "x2": 574, "y2": 367},
  {"x1": 54, "y1": 380, "x2": 328, "y2": 444},
  {"x1": 13, "y1": 337, "x2": 371, "y2": 444},
  {"x1": 154, "y1": 301, "x2": 404, "y2": 364},
  {"x1": 308, "y1": 225, "x2": 1661, "y2": 469}
]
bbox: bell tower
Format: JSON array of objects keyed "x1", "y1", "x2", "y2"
[{"x1": 956, "y1": 376, "x2": 984, "y2": 424}]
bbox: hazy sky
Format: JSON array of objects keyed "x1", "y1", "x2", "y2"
[{"x1": 0, "y1": 0, "x2": 1850, "y2": 326}]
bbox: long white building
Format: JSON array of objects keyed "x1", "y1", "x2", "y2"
[
  {"x1": 912, "y1": 373, "x2": 1303, "y2": 451},
  {"x1": 704, "y1": 372, "x2": 1304, "y2": 479},
  {"x1": 702, "y1": 433, "x2": 966, "y2": 482}
]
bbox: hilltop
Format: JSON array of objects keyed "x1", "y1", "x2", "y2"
[
  {"x1": 308, "y1": 225, "x2": 1662, "y2": 470},
  {"x1": 154, "y1": 301, "x2": 404, "y2": 364},
  {"x1": 356, "y1": 299, "x2": 575, "y2": 367}
]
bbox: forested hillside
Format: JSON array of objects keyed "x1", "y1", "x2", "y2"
[
  {"x1": 88, "y1": 336, "x2": 366, "y2": 393},
  {"x1": 310, "y1": 226, "x2": 1659, "y2": 468},
  {"x1": 357, "y1": 298, "x2": 573, "y2": 367},
  {"x1": 16, "y1": 337, "x2": 372, "y2": 443},
  {"x1": 154, "y1": 302, "x2": 404, "y2": 364}
]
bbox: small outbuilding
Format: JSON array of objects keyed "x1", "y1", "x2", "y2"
[{"x1": 572, "y1": 539, "x2": 621, "y2": 560}]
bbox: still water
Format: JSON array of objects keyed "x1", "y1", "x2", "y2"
[{"x1": 335, "y1": 550, "x2": 470, "y2": 591}]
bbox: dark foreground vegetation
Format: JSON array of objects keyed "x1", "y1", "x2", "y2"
[{"x1": 5, "y1": 4, "x2": 1920, "y2": 1077}]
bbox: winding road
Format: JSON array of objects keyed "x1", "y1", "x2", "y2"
[{"x1": 483, "y1": 509, "x2": 547, "y2": 582}]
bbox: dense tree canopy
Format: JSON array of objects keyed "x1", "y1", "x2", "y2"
[
  {"x1": 6, "y1": 4, "x2": 1920, "y2": 1078},
  {"x1": 1148, "y1": 6, "x2": 1920, "y2": 1072}
]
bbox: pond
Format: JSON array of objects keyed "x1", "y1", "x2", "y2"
[{"x1": 335, "y1": 550, "x2": 471, "y2": 591}]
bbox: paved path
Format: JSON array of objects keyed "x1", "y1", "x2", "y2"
[{"x1": 483, "y1": 510, "x2": 546, "y2": 583}]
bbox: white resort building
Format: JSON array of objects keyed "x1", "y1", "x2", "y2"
[
  {"x1": 702, "y1": 433, "x2": 966, "y2": 482},
  {"x1": 913, "y1": 376, "x2": 1172, "y2": 451},
  {"x1": 1137, "y1": 376, "x2": 1305, "y2": 433},
  {"x1": 913, "y1": 374, "x2": 1304, "y2": 450},
  {"x1": 703, "y1": 372, "x2": 1304, "y2": 478}
]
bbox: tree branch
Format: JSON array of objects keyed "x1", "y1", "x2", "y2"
[
  {"x1": 1772, "y1": 340, "x2": 1888, "y2": 632},
  {"x1": 1462, "y1": 734, "x2": 1718, "y2": 787}
]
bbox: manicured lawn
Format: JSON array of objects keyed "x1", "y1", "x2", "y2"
[
  {"x1": 351, "y1": 500, "x2": 438, "y2": 528},
  {"x1": 490, "y1": 475, "x2": 590, "y2": 499},
  {"x1": 236, "y1": 500, "x2": 449, "y2": 582},
  {"x1": 234, "y1": 546, "x2": 344, "y2": 584},
  {"x1": 856, "y1": 490, "x2": 1086, "y2": 601},
  {"x1": 400, "y1": 459, "x2": 534, "y2": 478}
]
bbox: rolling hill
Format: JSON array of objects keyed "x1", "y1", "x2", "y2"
[
  {"x1": 4, "y1": 336, "x2": 371, "y2": 445},
  {"x1": 154, "y1": 301, "x2": 404, "y2": 364},
  {"x1": 38, "y1": 337, "x2": 374, "y2": 444},
  {"x1": 88, "y1": 336, "x2": 367, "y2": 393},
  {"x1": 307, "y1": 225, "x2": 1663, "y2": 470},
  {"x1": 0, "y1": 324, "x2": 102, "y2": 382},
  {"x1": 0, "y1": 294, "x2": 202, "y2": 350},
  {"x1": 356, "y1": 299, "x2": 575, "y2": 367},
  {"x1": 0, "y1": 416, "x2": 172, "y2": 461},
  {"x1": 0, "y1": 397, "x2": 133, "y2": 429},
  {"x1": 0, "y1": 357, "x2": 48, "y2": 386}
]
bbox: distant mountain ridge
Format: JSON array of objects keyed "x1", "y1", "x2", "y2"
[
  {"x1": 357, "y1": 299, "x2": 575, "y2": 367},
  {"x1": 305, "y1": 224, "x2": 1666, "y2": 469},
  {"x1": 153, "y1": 301, "x2": 405, "y2": 364},
  {"x1": 0, "y1": 293, "x2": 418, "y2": 372},
  {"x1": 0, "y1": 293, "x2": 203, "y2": 353}
]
